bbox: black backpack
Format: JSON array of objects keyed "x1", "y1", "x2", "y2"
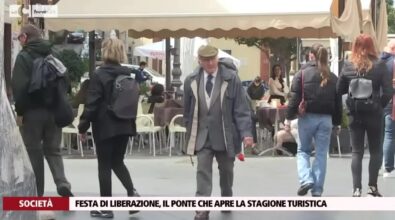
[
  {"x1": 28, "y1": 54, "x2": 74, "y2": 127},
  {"x1": 107, "y1": 74, "x2": 140, "y2": 119},
  {"x1": 346, "y1": 73, "x2": 380, "y2": 113}
]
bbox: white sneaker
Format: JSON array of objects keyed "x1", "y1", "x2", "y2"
[{"x1": 383, "y1": 171, "x2": 395, "y2": 178}]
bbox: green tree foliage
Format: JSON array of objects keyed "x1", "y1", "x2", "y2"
[
  {"x1": 341, "y1": 108, "x2": 349, "y2": 128},
  {"x1": 387, "y1": 0, "x2": 395, "y2": 33},
  {"x1": 58, "y1": 49, "x2": 87, "y2": 88},
  {"x1": 234, "y1": 37, "x2": 296, "y2": 64},
  {"x1": 234, "y1": 37, "x2": 297, "y2": 78}
]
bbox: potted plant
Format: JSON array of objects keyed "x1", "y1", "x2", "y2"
[
  {"x1": 58, "y1": 49, "x2": 87, "y2": 90},
  {"x1": 330, "y1": 109, "x2": 351, "y2": 154},
  {"x1": 338, "y1": 110, "x2": 351, "y2": 153}
]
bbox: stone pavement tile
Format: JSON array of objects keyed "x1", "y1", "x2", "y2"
[{"x1": 40, "y1": 157, "x2": 395, "y2": 219}]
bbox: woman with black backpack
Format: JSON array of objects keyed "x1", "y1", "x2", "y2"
[
  {"x1": 337, "y1": 34, "x2": 392, "y2": 197},
  {"x1": 78, "y1": 38, "x2": 139, "y2": 218}
]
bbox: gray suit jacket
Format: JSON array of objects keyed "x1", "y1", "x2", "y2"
[
  {"x1": 183, "y1": 58, "x2": 253, "y2": 157},
  {"x1": 196, "y1": 72, "x2": 226, "y2": 151}
]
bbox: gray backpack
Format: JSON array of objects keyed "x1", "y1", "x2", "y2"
[
  {"x1": 29, "y1": 54, "x2": 74, "y2": 127},
  {"x1": 347, "y1": 74, "x2": 379, "y2": 112},
  {"x1": 108, "y1": 74, "x2": 140, "y2": 119}
]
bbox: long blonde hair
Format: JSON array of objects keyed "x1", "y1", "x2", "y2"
[{"x1": 101, "y1": 38, "x2": 127, "y2": 64}]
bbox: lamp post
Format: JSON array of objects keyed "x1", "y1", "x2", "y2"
[
  {"x1": 88, "y1": 31, "x2": 96, "y2": 78},
  {"x1": 338, "y1": 0, "x2": 345, "y2": 73},
  {"x1": 171, "y1": 38, "x2": 182, "y2": 99},
  {"x1": 165, "y1": 38, "x2": 172, "y2": 97}
]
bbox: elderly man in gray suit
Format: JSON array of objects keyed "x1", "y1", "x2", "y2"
[{"x1": 183, "y1": 45, "x2": 253, "y2": 220}]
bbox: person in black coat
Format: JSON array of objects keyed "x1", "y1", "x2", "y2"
[
  {"x1": 381, "y1": 40, "x2": 395, "y2": 178},
  {"x1": 147, "y1": 83, "x2": 164, "y2": 113},
  {"x1": 337, "y1": 34, "x2": 392, "y2": 197},
  {"x1": 135, "y1": 61, "x2": 150, "y2": 84},
  {"x1": 78, "y1": 38, "x2": 139, "y2": 218},
  {"x1": 247, "y1": 76, "x2": 266, "y2": 100},
  {"x1": 287, "y1": 43, "x2": 342, "y2": 197}
]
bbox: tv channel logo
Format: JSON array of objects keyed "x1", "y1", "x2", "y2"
[
  {"x1": 9, "y1": 4, "x2": 31, "y2": 18},
  {"x1": 10, "y1": 4, "x2": 58, "y2": 18}
]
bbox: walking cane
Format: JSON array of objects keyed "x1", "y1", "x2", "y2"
[
  {"x1": 336, "y1": 135, "x2": 342, "y2": 158},
  {"x1": 237, "y1": 144, "x2": 245, "y2": 161}
]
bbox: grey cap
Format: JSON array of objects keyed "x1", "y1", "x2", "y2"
[
  {"x1": 198, "y1": 45, "x2": 218, "y2": 58},
  {"x1": 19, "y1": 24, "x2": 42, "y2": 41}
]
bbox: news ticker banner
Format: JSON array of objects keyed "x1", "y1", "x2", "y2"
[{"x1": 4, "y1": 197, "x2": 395, "y2": 211}]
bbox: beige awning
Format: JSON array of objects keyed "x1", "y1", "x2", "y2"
[
  {"x1": 376, "y1": 0, "x2": 388, "y2": 51},
  {"x1": 358, "y1": 0, "x2": 389, "y2": 52},
  {"x1": 331, "y1": 0, "x2": 363, "y2": 42},
  {"x1": 45, "y1": 0, "x2": 374, "y2": 39},
  {"x1": 45, "y1": 0, "x2": 339, "y2": 38}
]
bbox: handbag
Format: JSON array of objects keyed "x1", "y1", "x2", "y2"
[{"x1": 298, "y1": 70, "x2": 306, "y2": 116}]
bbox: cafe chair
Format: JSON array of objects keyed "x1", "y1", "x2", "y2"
[
  {"x1": 167, "y1": 114, "x2": 186, "y2": 156},
  {"x1": 127, "y1": 95, "x2": 165, "y2": 156},
  {"x1": 62, "y1": 104, "x2": 96, "y2": 157},
  {"x1": 129, "y1": 114, "x2": 163, "y2": 156}
]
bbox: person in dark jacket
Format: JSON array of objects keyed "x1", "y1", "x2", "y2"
[
  {"x1": 72, "y1": 78, "x2": 90, "y2": 108},
  {"x1": 135, "y1": 61, "x2": 150, "y2": 84},
  {"x1": 11, "y1": 24, "x2": 73, "y2": 197},
  {"x1": 78, "y1": 38, "x2": 139, "y2": 218},
  {"x1": 337, "y1": 34, "x2": 392, "y2": 197},
  {"x1": 147, "y1": 83, "x2": 164, "y2": 113},
  {"x1": 287, "y1": 43, "x2": 342, "y2": 197},
  {"x1": 381, "y1": 39, "x2": 395, "y2": 178},
  {"x1": 247, "y1": 76, "x2": 265, "y2": 100}
]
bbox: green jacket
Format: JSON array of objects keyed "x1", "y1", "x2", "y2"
[{"x1": 11, "y1": 39, "x2": 52, "y2": 116}]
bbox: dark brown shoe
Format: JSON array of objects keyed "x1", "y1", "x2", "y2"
[
  {"x1": 57, "y1": 186, "x2": 74, "y2": 197},
  {"x1": 194, "y1": 211, "x2": 209, "y2": 220}
]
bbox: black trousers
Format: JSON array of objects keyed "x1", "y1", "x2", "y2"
[
  {"x1": 268, "y1": 95, "x2": 286, "y2": 105},
  {"x1": 251, "y1": 114, "x2": 258, "y2": 143},
  {"x1": 96, "y1": 135, "x2": 134, "y2": 197},
  {"x1": 349, "y1": 113, "x2": 383, "y2": 189}
]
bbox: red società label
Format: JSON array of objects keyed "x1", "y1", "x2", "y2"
[{"x1": 3, "y1": 197, "x2": 69, "y2": 211}]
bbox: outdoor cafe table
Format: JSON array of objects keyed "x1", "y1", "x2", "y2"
[
  {"x1": 255, "y1": 105, "x2": 287, "y2": 156},
  {"x1": 153, "y1": 100, "x2": 184, "y2": 152},
  {"x1": 153, "y1": 99, "x2": 184, "y2": 127},
  {"x1": 256, "y1": 105, "x2": 287, "y2": 131}
]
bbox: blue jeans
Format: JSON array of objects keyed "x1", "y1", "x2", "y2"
[
  {"x1": 297, "y1": 113, "x2": 332, "y2": 196},
  {"x1": 383, "y1": 110, "x2": 395, "y2": 172}
]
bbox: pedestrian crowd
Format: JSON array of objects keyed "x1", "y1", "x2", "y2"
[{"x1": 8, "y1": 24, "x2": 395, "y2": 219}]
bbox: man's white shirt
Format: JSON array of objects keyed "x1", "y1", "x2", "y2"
[{"x1": 204, "y1": 69, "x2": 218, "y2": 107}]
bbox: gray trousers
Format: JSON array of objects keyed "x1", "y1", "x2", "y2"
[
  {"x1": 20, "y1": 108, "x2": 70, "y2": 196},
  {"x1": 196, "y1": 147, "x2": 234, "y2": 197}
]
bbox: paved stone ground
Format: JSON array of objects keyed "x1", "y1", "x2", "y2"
[{"x1": 39, "y1": 153, "x2": 395, "y2": 220}]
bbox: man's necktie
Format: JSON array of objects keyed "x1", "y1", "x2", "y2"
[{"x1": 206, "y1": 74, "x2": 213, "y2": 97}]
